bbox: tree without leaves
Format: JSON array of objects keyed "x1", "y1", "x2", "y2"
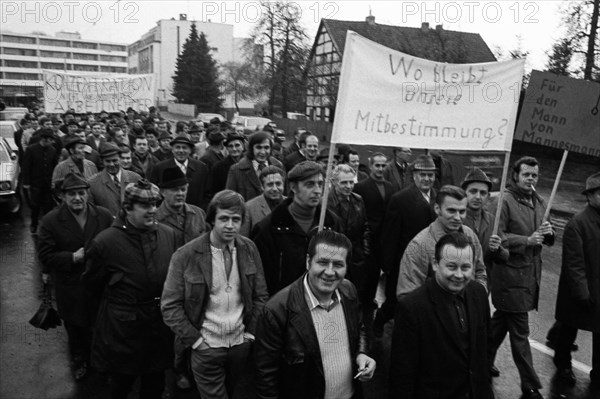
[
  {"x1": 221, "y1": 61, "x2": 265, "y2": 114},
  {"x1": 558, "y1": 0, "x2": 599, "y2": 81},
  {"x1": 172, "y1": 24, "x2": 223, "y2": 112},
  {"x1": 244, "y1": 1, "x2": 309, "y2": 116}
]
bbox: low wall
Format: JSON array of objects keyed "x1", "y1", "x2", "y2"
[{"x1": 167, "y1": 103, "x2": 196, "y2": 117}]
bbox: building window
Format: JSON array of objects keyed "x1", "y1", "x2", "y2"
[
  {"x1": 98, "y1": 44, "x2": 126, "y2": 52},
  {"x1": 4, "y1": 72, "x2": 40, "y2": 80},
  {"x1": 2, "y1": 47, "x2": 37, "y2": 56},
  {"x1": 40, "y1": 50, "x2": 69, "y2": 58},
  {"x1": 39, "y1": 38, "x2": 69, "y2": 47},
  {"x1": 1, "y1": 35, "x2": 36, "y2": 44},
  {"x1": 72, "y1": 53, "x2": 98, "y2": 60},
  {"x1": 99, "y1": 55, "x2": 126, "y2": 62},
  {"x1": 72, "y1": 64, "x2": 98, "y2": 72},
  {"x1": 99, "y1": 66, "x2": 126, "y2": 73},
  {"x1": 72, "y1": 41, "x2": 97, "y2": 49},
  {"x1": 41, "y1": 62, "x2": 67, "y2": 70},
  {"x1": 4, "y1": 60, "x2": 38, "y2": 68}
]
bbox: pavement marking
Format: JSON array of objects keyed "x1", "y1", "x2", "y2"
[{"x1": 529, "y1": 339, "x2": 592, "y2": 374}]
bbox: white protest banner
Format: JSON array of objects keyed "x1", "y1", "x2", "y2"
[
  {"x1": 43, "y1": 71, "x2": 156, "y2": 113},
  {"x1": 331, "y1": 31, "x2": 525, "y2": 151},
  {"x1": 515, "y1": 70, "x2": 600, "y2": 157}
]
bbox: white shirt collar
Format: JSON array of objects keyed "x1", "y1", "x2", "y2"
[{"x1": 303, "y1": 274, "x2": 341, "y2": 310}]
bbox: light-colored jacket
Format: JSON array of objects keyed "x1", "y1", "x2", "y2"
[
  {"x1": 240, "y1": 194, "x2": 286, "y2": 237},
  {"x1": 397, "y1": 218, "x2": 488, "y2": 298},
  {"x1": 51, "y1": 157, "x2": 97, "y2": 188}
]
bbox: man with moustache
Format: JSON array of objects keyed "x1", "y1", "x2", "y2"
[
  {"x1": 283, "y1": 132, "x2": 319, "y2": 171},
  {"x1": 150, "y1": 133, "x2": 211, "y2": 210},
  {"x1": 373, "y1": 154, "x2": 438, "y2": 335},
  {"x1": 226, "y1": 131, "x2": 284, "y2": 201},
  {"x1": 389, "y1": 232, "x2": 493, "y2": 399},
  {"x1": 51, "y1": 136, "x2": 98, "y2": 189},
  {"x1": 212, "y1": 131, "x2": 246, "y2": 193},
  {"x1": 488, "y1": 157, "x2": 554, "y2": 399},
  {"x1": 161, "y1": 190, "x2": 268, "y2": 398},
  {"x1": 38, "y1": 173, "x2": 113, "y2": 381},
  {"x1": 240, "y1": 165, "x2": 286, "y2": 237},
  {"x1": 397, "y1": 185, "x2": 488, "y2": 297},
  {"x1": 254, "y1": 230, "x2": 376, "y2": 399},
  {"x1": 88, "y1": 143, "x2": 142, "y2": 217},
  {"x1": 152, "y1": 131, "x2": 173, "y2": 162},
  {"x1": 252, "y1": 161, "x2": 340, "y2": 296},
  {"x1": 83, "y1": 179, "x2": 178, "y2": 399}
]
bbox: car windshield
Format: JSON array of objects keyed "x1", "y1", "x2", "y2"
[
  {"x1": 0, "y1": 111, "x2": 25, "y2": 121},
  {"x1": 0, "y1": 143, "x2": 11, "y2": 162},
  {"x1": 0, "y1": 125, "x2": 16, "y2": 139}
]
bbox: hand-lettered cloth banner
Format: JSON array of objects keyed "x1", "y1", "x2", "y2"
[
  {"x1": 515, "y1": 70, "x2": 600, "y2": 157},
  {"x1": 43, "y1": 71, "x2": 156, "y2": 113},
  {"x1": 331, "y1": 31, "x2": 525, "y2": 151}
]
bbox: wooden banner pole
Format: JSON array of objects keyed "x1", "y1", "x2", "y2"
[
  {"x1": 492, "y1": 151, "x2": 511, "y2": 235},
  {"x1": 543, "y1": 150, "x2": 568, "y2": 222},
  {"x1": 318, "y1": 143, "x2": 337, "y2": 232}
]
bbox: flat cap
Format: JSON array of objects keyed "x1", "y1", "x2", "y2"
[
  {"x1": 582, "y1": 171, "x2": 600, "y2": 194},
  {"x1": 461, "y1": 167, "x2": 492, "y2": 191},
  {"x1": 39, "y1": 128, "x2": 55, "y2": 139},
  {"x1": 124, "y1": 179, "x2": 161, "y2": 205},
  {"x1": 61, "y1": 172, "x2": 90, "y2": 191},
  {"x1": 288, "y1": 161, "x2": 323, "y2": 182},
  {"x1": 99, "y1": 142, "x2": 121, "y2": 158},
  {"x1": 206, "y1": 127, "x2": 226, "y2": 143},
  {"x1": 157, "y1": 131, "x2": 171, "y2": 141},
  {"x1": 64, "y1": 135, "x2": 86, "y2": 149}
]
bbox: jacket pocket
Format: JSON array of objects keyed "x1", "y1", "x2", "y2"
[{"x1": 184, "y1": 273, "x2": 205, "y2": 302}]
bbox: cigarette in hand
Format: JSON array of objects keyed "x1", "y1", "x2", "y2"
[{"x1": 354, "y1": 369, "x2": 366, "y2": 379}]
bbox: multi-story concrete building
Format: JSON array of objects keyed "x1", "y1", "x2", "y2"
[
  {"x1": 128, "y1": 14, "x2": 255, "y2": 114},
  {"x1": 0, "y1": 31, "x2": 128, "y2": 106}
]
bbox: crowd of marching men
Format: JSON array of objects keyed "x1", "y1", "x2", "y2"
[{"x1": 16, "y1": 106, "x2": 600, "y2": 399}]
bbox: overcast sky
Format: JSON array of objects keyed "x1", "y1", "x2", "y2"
[{"x1": 2, "y1": 1, "x2": 565, "y2": 71}]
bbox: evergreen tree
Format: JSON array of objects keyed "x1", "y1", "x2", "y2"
[
  {"x1": 545, "y1": 38, "x2": 573, "y2": 76},
  {"x1": 172, "y1": 24, "x2": 223, "y2": 112}
]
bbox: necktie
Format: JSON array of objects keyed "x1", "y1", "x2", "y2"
[
  {"x1": 113, "y1": 174, "x2": 120, "y2": 189},
  {"x1": 178, "y1": 162, "x2": 186, "y2": 175},
  {"x1": 257, "y1": 162, "x2": 266, "y2": 177}
]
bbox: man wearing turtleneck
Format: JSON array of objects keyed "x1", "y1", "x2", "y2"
[
  {"x1": 252, "y1": 161, "x2": 341, "y2": 296},
  {"x1": 488, "y1": 156, "x2": 554, "y2": 399}
]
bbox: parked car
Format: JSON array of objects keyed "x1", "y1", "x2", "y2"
[
  {"x1": 0, "y1": 137, "x2": 21, "y2": 214},
  {"x1": 231, "y1": 115, "x2": 272, "y2": 136},
  {"x1": 0, "y1": 120, "x2": 19, "y2": 151},
  {"x1": 0, "y1": 107, "x2": 28, "y2": 121},
  {"x1": 263, "y1": 122, "x2": 286, "y2": 144},
  {"x1": 196, "y1": 113, "x2": 226, "y2": 125}
]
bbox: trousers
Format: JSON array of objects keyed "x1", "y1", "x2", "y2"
[{"x1": 489, "y1": 310, "x2": 542, "y2": 390}]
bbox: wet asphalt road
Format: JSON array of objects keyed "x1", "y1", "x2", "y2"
[{"x1": 0, "y1": 207, "x2": 597, "y2": 399}]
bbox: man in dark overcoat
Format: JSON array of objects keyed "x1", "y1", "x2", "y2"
[
  {"x1": 553, "y1": 172, "x2": 600, "y2": 390},
  {"x1": 22, "y1": 128, "x2": 58, "y2": 233},
  {"x1": 389, "y1": 232, "x2": 493, "y2": 399},
  {"x1": 374, "y1": 154, "x2": 437, "y2": 335},
  {"x1": 83, "y1": 179, "x2": 178, "y2": 399},
  {"x1": 38, "y1": 173, "x2": 113, "y2": 381},
  {"x1": 150, "y1": 133, "x2": 211, "y2": 210}
]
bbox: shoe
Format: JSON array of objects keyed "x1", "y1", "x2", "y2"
[
  {"x1": 73, "y1": 362, "x2": 88, "y2": 381},
  {"x1": 554, "y1": 368, "x2": 576, "y2": 386},
  {"x1": 175, "y1": 373, "x2": 191, "y2": 390},
  {"x1": 489, "y1": 365, "x2": 500, "y2": 377},
  {"x1": 520, "y1": 389, "x2": 543, "y2": 399}
]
